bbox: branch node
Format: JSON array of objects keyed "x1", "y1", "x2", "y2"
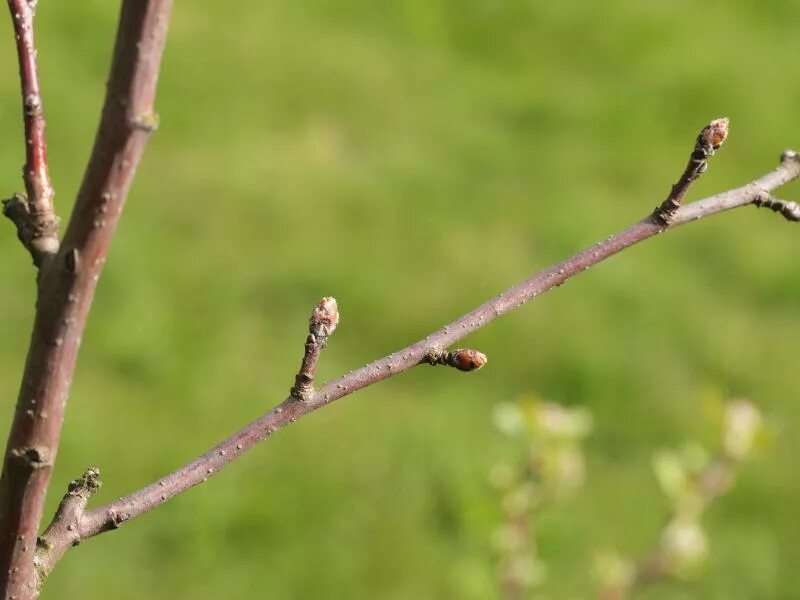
[
  {"x1": 3, "y1": 192, "x2": 60, "y2": 266},
  {"x1": 38, "y1": 467, "x2": 101, "y2": 547},
  {"x1": 780, "y1": 149, "x2": 799, "y2": 164},
  {"x1": 753, "y1": 191, "x2": 800, "y2": 222},
  {"x1": 23, "y1": 93, "x2": 41, "y2": 116},
  {"x1": 654, "y1": 117, "x2": 729, "y2": 225},
  {"x1": 129, "y1": 111, "x2": 159, "y2": 133},
  {"x1": 424, "y1": 347, "x2": 488, "y2": 372},
  {"x1": 290, "y1": 297, "x2": 339, "y2": 401},
  {"x1": 10, "y1": 446, "x2": 50, "y2": 471}
]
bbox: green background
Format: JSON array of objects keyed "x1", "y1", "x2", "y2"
[{"x1": 1, "y1": 1, "x2": 799, "y2": 598}]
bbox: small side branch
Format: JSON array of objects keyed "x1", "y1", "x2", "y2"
[
  {"x1": 290, "y1": 297, "x2": 339, "y2": 401},
  {"x1": 424, "y1": 347, "x2": 488, "y2": 372},
  {"x1": 33, "y1": 469, "x2": 101, "y2": 588},
  {"x1": 754, "y1": 191, "x2": 800, "y2": 222},
  {"x1": 5, "y1": 0, "x2": 59, "y2": 266},
  {"x1": 653, "y1": 118, "x2": 729, "y2": 225}
]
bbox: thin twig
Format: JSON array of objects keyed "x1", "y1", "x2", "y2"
[
  {"x1": 653, "y1": 118, "x2": 729, "y2": 225},
  {"x1": 290, "y1": 297, "x2": 340, "y2": 401},
  {"x1": 62, "y1": 146, "x2": 799, "y2": 560},
  {"x1": 3, "y1": 0, "x2": 59, "y2": 266},
  {"x1": 0, "y1": 2, "x2": 173, "y2": 597},
  {"x1": 33, "y1": 468, "x2": 101, "y2": 589},
  {"x1": 753, "y1": 191, "x2": 800, "y2": 222}
]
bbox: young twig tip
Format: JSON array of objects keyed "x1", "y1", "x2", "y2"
[
  {"x1": 292, "y1": 297, "x2": 339, "y2": 401},
  {"x1": 67, "y1": 468, "x2": 102, "y2": 499},
  {"x1": 653, "y1": 117, "x2": 731, "y2": 225},
  {"x1": 702, "y1": 117, "x2": 729, "y2": 151},
  {"x1": 310, "y1": 296, "x2": 339, "y2": 338}
]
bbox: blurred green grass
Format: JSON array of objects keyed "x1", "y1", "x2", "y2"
[{"x1": 0, "y1": 1, "x2": 799, "y2": 598}]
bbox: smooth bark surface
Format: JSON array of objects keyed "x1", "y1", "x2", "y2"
[
  {"x1": 63, "y1": 152, "x2": 798, "y2": 555},
  {"x1": 0, "y1": 2, "x2": 173, "y2": 597}
]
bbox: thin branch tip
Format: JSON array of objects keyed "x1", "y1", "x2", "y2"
[
  {"x1": 310, "y1": 296, "x2": 339, "y2": 338},
  {"x1": 703, "y1": 117, "x2": 730, "y2": 150},
  {"x1": 654, "y1": 117, "x2": 730, "y2": 225},
  {"x1": 67, "y1": 467, "x2": 102, "y2": 499},
  {"x1": 291, "y1": 296, "x2": 340, "y2": 400},
  {"x1": 781, "y1": 149, "x2": 799, "y2": 163},
  {"x1": 424, "y1": 347, "x2": 488, "y2": 372}
]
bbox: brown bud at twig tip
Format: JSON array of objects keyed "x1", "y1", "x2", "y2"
[
  {"x1": 310, "y1": 296, "x2": 339, "y2": 338},
  {"x1": 701, "y1": 118, "x2": 729, "y2": 152},
  {"x1": 424, "y1": 347, "x2": 488, "y2": 372},
  {"x1": 291, "y1": 297, "x2": 339, "y2": 401},
  {"x1": 653, "y1": 117, "x2": 730, "y2": 225}
]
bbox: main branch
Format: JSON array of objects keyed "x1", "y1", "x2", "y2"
[
  {"x1": 47, "y1": 141, "x2": 797, "y2": 572},
  {"x1": 0, "y1": 2, "x2": 173, "y2": 597}
]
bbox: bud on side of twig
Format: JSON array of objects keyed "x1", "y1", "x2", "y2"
[
  {"x1": 424, "y1": 347, "x2": 488, "y2": 372},
  {"x1": 447, "y1": 348, "x2": 488, "y2": 371}
]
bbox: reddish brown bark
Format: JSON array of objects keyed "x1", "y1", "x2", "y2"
[
  {"x1": 65, "y1": 152, "x2": 798, "y2": 555},
  {"x1": 0, "y1": 1, "x2": 173, "y2": 597},
  {"x1": 4, "y1": 0, "x2": 59, "y2": 267},
  {"x1": 2, "y1": 6, "x2": 798, "y2": 595}
]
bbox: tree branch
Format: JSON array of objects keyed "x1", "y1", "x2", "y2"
[
  {"x1": 3, "y1": 0, "x2": 58, "y2": 267},
  {"x1": 0, "y1": 2, "x2": 173, "y2": 597},
  {"x1": 653, "y1": 117, "x2": 729, "y2": 224},
  {"x1": 290, "y1": 297, "x2": 340, "y2": 401},
  {"x1": 32, "y1": 468, "x2": 101, "y2": 590},
  {"x1": 56, "y1": 139, "x2": 798, "y2": 565},
  {"x1": 753, "y1": 191, "x2": 800, "y2": 222}
]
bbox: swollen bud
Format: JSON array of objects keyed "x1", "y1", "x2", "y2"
[
  {"x1": 310, "y1": 296, "x2": 339, "y2": 338},
  {"x1": 447, "y1": 348, "x2": 488, "y2": 372},
  {"x1": 700, "y1": 117, "x2": 729, "y2": 152},
  {"x1": 424, "y1": 346, "x2": 488, "y2": 372}
]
